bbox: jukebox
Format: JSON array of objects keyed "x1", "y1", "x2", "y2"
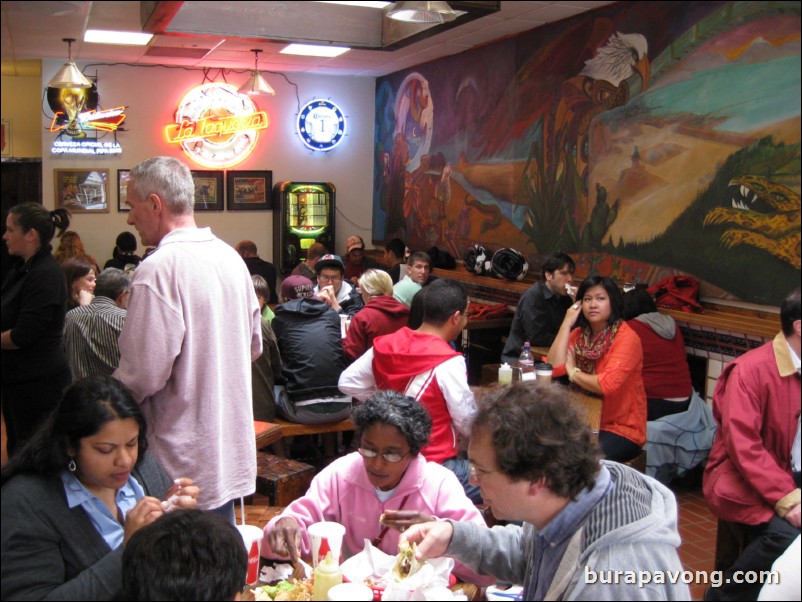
[{"x1": 273, "y1": 181, "x2": 336, "y2": 274}]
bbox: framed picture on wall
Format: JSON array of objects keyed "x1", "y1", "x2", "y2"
[
  {"x1": 190, "y1": 170, "x2": 224, "y2": 211},
  {"x1": 54, "y1": 169, "x2": 110, "y2": 213},
  {"x1": 226, "y1": 170, "x2": 272, "y2": 211},
  {"x1": 117, "y1": 169, "x2": 131, "y2": 212},
  {"x1": 1, "y1": 119, "x2": 11, "y2": 157}
]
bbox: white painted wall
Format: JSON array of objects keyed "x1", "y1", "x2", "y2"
[{"x1": 40, "y1": 59, "x2": 376, "y2": 268}]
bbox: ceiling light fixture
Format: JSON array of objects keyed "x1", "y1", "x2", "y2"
[
  {"x1": 48, "y1": 38, "x2": 93, "y2": 89},
  {"x1": 280, "y1": 44, "x2": 351, "y2": 58},
  {"x1": 387, "y1": 1, "x2": 457, "y2": 23},
  {"x1": 237, "y1": 49, "x2": 276, "y2": 97},
  {"x1": 84, "y1": 29, "x2": 153, "y2": 46}
]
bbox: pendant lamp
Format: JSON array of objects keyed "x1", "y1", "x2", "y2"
[
  {"x1": 387, "y1": 1, "x2": 457, "y2": 23},
  {"x1": 48, "y1": 38, "x2": 93, "y2": 89},
  {"x1": 238, "y1": 49, "x2": 276, "y2": 96}
]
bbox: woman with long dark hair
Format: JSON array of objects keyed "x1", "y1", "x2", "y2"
[
  {"x1": 62, "y1": 255, "x2": 97, "y2": 309},
  {"x1": 1, "y1": 375, "x2": 199, "y2": 600},
  {"x1": 1, "y1": 203, "x2": 72, "y2": 456},
  {"x1": 548, "y1": 275, "x2": 647, "y2": 462}
]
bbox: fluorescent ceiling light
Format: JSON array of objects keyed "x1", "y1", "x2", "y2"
[
  {"x1": 315, "y1": 1, "x2": 391, "y2": 8},
  {"x1": 281, "y1": 44, "x2": 350, "y2": 58},
  {"x1": 84, "y1": 30, "x2": 153, "y2": 46}
]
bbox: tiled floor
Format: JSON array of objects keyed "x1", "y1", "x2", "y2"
[
  {"x1": 674, "y1": 484, "x2": 717, "y2": 601},
  {"x1": 241, "y1": 483, "x2": 718, "y2": 601}
]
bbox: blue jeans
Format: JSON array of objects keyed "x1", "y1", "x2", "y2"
[{"x1": 442, "y1": 456, "x2": 483, "y2": 504}]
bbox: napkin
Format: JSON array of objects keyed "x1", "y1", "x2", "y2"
[{"x1": 341, "y1": 539, "x2": 457, "y2": 601}]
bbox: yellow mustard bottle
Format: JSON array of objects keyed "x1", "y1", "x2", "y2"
[{"x1": 312, "y1": 551, "x2": 342, "y2": 601}]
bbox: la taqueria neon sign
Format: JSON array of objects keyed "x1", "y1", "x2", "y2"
[{"x1": 165, "y1": 82, "x2": 268, "y2": 168}]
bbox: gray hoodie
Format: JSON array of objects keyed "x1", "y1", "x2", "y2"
[
  {"x1": 634, "y1": 312, "x2": 676, "y2": 340},
  {"x1": 447, "y1": 461, "x2": 690, "y2": 600}
]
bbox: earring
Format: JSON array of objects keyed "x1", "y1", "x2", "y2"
[{"x1": 68, "y1": 457, "x2": 77, "y2": 472}]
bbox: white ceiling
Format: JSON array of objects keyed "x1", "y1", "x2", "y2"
[{"x1": 1, "y1": 1, "x2": 615, "y2": 78}]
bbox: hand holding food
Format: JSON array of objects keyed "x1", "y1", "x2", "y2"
[
  {"x1": 267, "y1": 517, "x2": 303, "y2": 559},
  {"x1": 379, "y1": 509, "x2": 435, "y2": 531},
  {"x1": 392, "y1": 541, "x2": 424, "y2": 581},
  {"x1": 123, "y1": 496, "x2": 164, "y2": 544},
  {"x1": 399, "y1": 520, "x2": 454, "y2": 564},
  {"x1": 160, "y1": 477, "x2": 200, "y2": 512}
]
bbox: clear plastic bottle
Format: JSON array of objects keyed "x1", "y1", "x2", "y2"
[
  {"x1": 518, "y1": 341, "x2": 534, "y2": 367},
  {"x1": 312, "y1": 551, "x2": 342, "y2": 601}
]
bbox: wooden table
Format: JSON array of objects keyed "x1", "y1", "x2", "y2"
[{"x1": 254, "y1": 421, "x2": 283, "y2": 450}]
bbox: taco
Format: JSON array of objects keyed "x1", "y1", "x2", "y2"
[{"x1": 392, "y1": 541, "x2": 424, "y2": 582}]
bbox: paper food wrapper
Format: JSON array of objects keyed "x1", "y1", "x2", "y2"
[{"x1": 341, "y1": 539, "x2": 457, "y2": 601}]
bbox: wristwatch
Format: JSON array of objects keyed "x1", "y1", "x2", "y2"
[{"x1": 568, "y1": 367, "x2": 582, "y2": 383}]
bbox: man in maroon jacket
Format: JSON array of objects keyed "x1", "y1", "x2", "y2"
[{"x1": 703, "y1": 288, "x2": 800, "y2": 601}]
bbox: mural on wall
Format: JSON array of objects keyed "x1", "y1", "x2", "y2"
[{"x1": 372, "y1": 1, "x2": 801, "y2": 305}]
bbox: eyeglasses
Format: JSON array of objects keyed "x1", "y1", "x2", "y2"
[
  {"x1": 358, "y1": 447, "x2": 409, "y2": 463},
  {"x1": 317, "y1": 274, "x2": 342, "y2": 283},
  {"x1": 468, "y1": 462, "x2": 500, "y2": 480}
]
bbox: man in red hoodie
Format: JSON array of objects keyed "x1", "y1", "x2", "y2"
[{"x1": 339, "y1": 279, "x2": 480, "y2": 502}]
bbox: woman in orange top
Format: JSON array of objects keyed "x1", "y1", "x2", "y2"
[{"x1": 548, "y1": 275, "x2": 646, "y2": 462}]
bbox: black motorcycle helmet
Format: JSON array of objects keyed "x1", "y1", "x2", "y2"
[{"x1": 491, "y1": 248, "x2": 529, "y2": 281}]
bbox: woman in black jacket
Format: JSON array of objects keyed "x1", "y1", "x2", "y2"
[{"x1": 1, "y1": 203, "x2": 71, "y2": 456}]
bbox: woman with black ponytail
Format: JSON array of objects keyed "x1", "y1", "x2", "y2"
[{"x1": 2, "y1": 202, "x2": 72, "y2": 456}]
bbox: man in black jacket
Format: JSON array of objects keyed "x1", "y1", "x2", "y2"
[
  {"x1": 272, "y1": 275, "x2": 352, "y2": 425},
  {"x1": 236, "y1": 240, "x2": 278, "y2": 304}
]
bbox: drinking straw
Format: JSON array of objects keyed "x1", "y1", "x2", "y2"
[{"x1": 240, "y1": 496, "x2": 246, "y2": 526}]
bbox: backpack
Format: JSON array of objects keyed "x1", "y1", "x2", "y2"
[
  {"x1": 426, "y1": 246, "x2": 456, "y2": 270},
  {"x1": 647, "y1": 275, "x2": 702, "y2": 313}
]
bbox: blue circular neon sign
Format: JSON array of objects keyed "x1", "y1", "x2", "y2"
[{"x1": 297, "y1": 99, "x2": 346, "y2": 151}]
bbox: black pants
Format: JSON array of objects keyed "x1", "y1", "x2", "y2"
[
  {"x1": 707, "y1": 471, "x2": 802, "y2": 601},
  {"x1": 2, "y1": 366, "x2": 70, "y2": 457},
  {"x1": 599, "y1": 430, "x2": 641, "y2": 463},
  {"x1": 647, "y1": 395, "x2": 692, "y2": 422}
]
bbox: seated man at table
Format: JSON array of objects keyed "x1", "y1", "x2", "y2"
[
  {"x1": 63, "y1": 267, "x2": 131, "y2": 380},
  {"x1": 384, "y1": 238, "x2": 406, "y2": 284},
  {"x1": 236, "y1": 240, "x2": 278, "y2": 304},
  {"x1": 401, "y1": 382, "x2": 689, "y2": 601},
  {"x1": 263, "y1": 390, "x2": 493, "y2": 586},
  {"x1": 393, "y1": 251, "x2": 434, "y2": 307},
  {"x1": 314, "y1": 254, "x2": 364, "y2": 318},
  {"x1": 339, "y1": 279, "x2": 479, "y2": 502},
  {"x1": 273, "y1": 275, "x2": 351, "y2": 426},
  {"x1": 501, "y1": 252, "x2": 575, "y2": 363},
  {"x1": 291, "y1": 242, "x2": 327, "y2": 282},
  {"x1": 120, "y1": 509, "x2": 247, "y2": 601},
  {"x1": 703, "y1": 288, "x2": 801, "y2": 601},
  {"x1": 250, "y1": 275, "x2": 282, "y2": 422}
]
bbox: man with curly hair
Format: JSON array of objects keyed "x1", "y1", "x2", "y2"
[{"x1": 401, "y1": 382, "x2": 689, "y2": 600}]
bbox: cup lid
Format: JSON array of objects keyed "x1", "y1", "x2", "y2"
[{"x1": 535, "y1": 363, "x2": 553, "y2": 370}]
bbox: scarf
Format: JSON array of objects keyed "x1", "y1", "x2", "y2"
[{"x1": 574, "y1": 319, "x2": 622, "y2": 374}]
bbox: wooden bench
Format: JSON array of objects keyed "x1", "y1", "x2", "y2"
[
  {"x1": 273, "y1": 417, "x2": 355, "y2": 438},
  {"x1": 254, "y1": 452, "x2": 316, "y2": 506}
]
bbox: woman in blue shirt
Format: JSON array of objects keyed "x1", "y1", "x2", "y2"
[{"x1": 0, "y1": 375, "x2": 200, "y2": 600}]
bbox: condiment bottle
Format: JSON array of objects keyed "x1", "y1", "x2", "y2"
[
  {"x1": 313, "y1": 551, "x2": 342, "y2": 601},
  {"x1": 498, "y1": 362, "x2": 512, "y2": 385}
]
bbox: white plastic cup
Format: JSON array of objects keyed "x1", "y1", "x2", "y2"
[
  {"x1": 327, "y1": 582, "x2": 373, "y2": 601},
  {"x1": 535, "y1": 363, "x2": 553, "y2": 383},
  {"x1": 308, "y1": 521, "x2": 346, "y2": 567},
  {"x1": 236, "y1": 524, "x2": 264, "y2": 586}
]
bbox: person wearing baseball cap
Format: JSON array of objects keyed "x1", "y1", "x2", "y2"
[
  {"x1": 271, "y1": 274, "x2": 351, "y2": 426},
  {"x1": 344, "y1": 235, "x2": 379, "y2": 285},
  {"x1": 314, "y1": 254, "x2": 364, "y2": 318}
]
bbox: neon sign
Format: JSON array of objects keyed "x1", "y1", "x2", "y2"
[
  {"x1": 166, "y1": 82, "x2": 268, "y2": 168},
  {"x1": 50, "y1": 107, "x2": 127, "y2": 134},
  {"x1": 297, "y1": 99, "x2": 346, "y2": 151}
]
